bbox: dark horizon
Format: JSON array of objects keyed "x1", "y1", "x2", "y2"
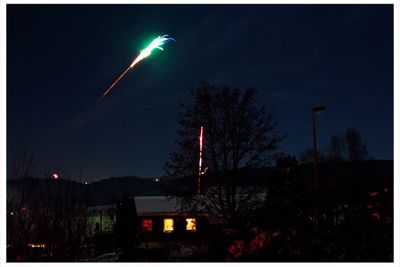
[{"x1": 7, "y1": 4, "x2": 393, "y2": 181}]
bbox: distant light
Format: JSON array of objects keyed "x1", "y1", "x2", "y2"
[
  {"x1": 52, "y1": 173, "x2": 59, "y2": 180},
  {"x1": 155, "y1": 178, "x2": 160, "y2": 182},
  {"x1": 10, "y1": 212, "x2": 14, "y2": 216},
  {"x1": 85, "y1": 182, "x2": 88, "y2": 185}
]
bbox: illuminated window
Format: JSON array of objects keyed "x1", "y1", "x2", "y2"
[
  {"x1": 27, "y1": 243, "x2": 46, "y2": 248},
  {"x1": 186, "y1": 218, "x2": 196, "y2": 232},
  {"x1": 163, "y1": 218, "x2": 174, "y2": 233},
  {"x1": 142, "y1": 219, "x2": 152, "y2": 232}
]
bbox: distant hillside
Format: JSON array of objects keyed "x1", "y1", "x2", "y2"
[
  {"x1": 7, "y1": 176, "x2": 163, "y2": 206},
  {"x1": 7, "y1": 160, "x2": 393, "y2": 206},
  {"x1": 88, "y1": 176, "x2": 162, "y2": 205},
  {"x1": 7, "y1": 177, "x2": 89, "y2": 203}
]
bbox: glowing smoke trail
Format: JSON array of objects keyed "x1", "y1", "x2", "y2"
[
  {"x1": 102, "y1": 34, "x2": 175, "y2": 98},
  {"x1": 198, "y1": 126, "x2": 203, "y2": 195}
]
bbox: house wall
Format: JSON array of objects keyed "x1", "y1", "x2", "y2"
[{"x1": 137, "y1": 214, "x2": 214, "y2": 242}]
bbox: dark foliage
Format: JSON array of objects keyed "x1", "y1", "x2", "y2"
[
  {"x1": 7, "y1": 152, "x2": 91, "y2": 261},
  {"x1": 113, "y1": 194, "x2": 139, "y2": 256},
  {"x1": 222, "y1": 159, "x2": 393, "y2": 261},
  {"x1": 326, "y1": 133, "x2": 346, "y2": 161},
  {"x1": 345, "y1": 128, "x2": 369, "y2": 161},
  {"x1": 300, "y1": 127, "x2": 370, "y2": 163}
]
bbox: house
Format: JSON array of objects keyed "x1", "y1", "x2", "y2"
[{"x1": 87, "y1": 196, "x2": 223, "y2": 243}]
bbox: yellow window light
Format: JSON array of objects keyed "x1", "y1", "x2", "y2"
[
  {"x1": 27, "y1": 243, "x2": 46, "y2": 248},
  {"x1": 163, "y1": 218, "x2": 174, "y2": 233},
  {"x1": 186, "y1": 218, "x2": 196, "y2": 232}
]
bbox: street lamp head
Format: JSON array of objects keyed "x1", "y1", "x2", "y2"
[{"x1": 312, "y1": 106, "x2": 326, "y2": 114}]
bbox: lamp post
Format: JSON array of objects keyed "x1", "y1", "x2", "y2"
[{"x1": 312, "y1": 105, "x2": 325, "y2": 224}]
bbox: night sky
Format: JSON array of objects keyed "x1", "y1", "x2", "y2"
[{"x1": 7, "y1": 4, "x2": 393, "y2": 181}]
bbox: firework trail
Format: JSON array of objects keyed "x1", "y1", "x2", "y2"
[
  {"x1": 102, "y1": 34, "x2": 175, "y2": 98},
  {"x1": 198, "y1": 126, "x2": 203, "y2": 195}
]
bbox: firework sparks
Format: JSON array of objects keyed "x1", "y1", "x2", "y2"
[
  {"x1": 102, "y1": 34, "x2": 175, "y2": 98},
  {"x1": 198, "y1": 126, "x2": 203, "y2": 195}
]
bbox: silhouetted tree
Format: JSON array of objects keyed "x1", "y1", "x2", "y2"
[
  {"x1": 258, "y1": 154, "x2": 306, "y2": 230},
  {"x1": 345, "y1": 128, "x2": 368, "y2": 161},
  {"x1": 7, "y1": 152, "x2": 91, "y2": 261},
  {"x1": 164, "y1": 83, "x2": 284, "y2": 224},
  {"x1": 327, "y1": 134, "x2": 346, "y2": 161},
  {"x1": 223, "y1": 154, "x2": 311, "y2": 261},
  {"x1": 114, "y1": 194, "x2": 139, "y2": 257},
  {"x1": 298, "y1": 148, "x2": 313, "y2": 164},
  {"x1": 298, "y1": 148, "x2": 326, "y2": 164},
  {"x1": 226, "y1": 161, "x2": 393, "y2": 262},
  {"x1": 7, "y1": 152, "x2": 38, "y2": 260},
  {"x1": 302, "y1": 128, "x2": 370, "y2": 164},
  {"x1": 276, "y1": 154, "x2": 298, "y2": 174}
]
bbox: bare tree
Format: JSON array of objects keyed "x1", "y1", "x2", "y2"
[
  {"x1": 36, "y1": 173, "x2": 90, "y2": 260},
  {"x1": 164, "y1": 84, "x2": 284, "y2": 224},
  {"x1": 301, "y1": 128, "x2": 370, "y2": 164},
  {"x1": 7, "y1": 152, "x2": 39, "y2": 259},
  {"x1": 298, "y1": 148, "x2": 314, "y2": 164},
  {"x1": 7, "y1": 152, "x2": 91, "y2": 261},
  {"x1": 345, "y1": 128, "x2": 368, "y2": 161},
  {"x1": 327, "y1": 134, "x2": 346, "y2": 161}
]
